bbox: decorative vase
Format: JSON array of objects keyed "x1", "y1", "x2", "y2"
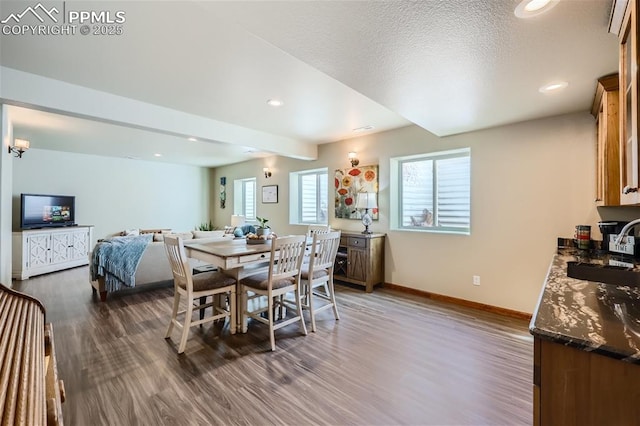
[{"x1": 256, "y1": 228, "x2": 271, "y2": 238}]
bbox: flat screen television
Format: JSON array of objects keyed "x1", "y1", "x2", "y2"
[{"x1": 20, "y1": 193, "x2": 76, "y2": 229}]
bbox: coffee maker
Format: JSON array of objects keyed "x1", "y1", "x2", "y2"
[
  {"x1": 599, "y1": 222, "x2": 625, "y2": 246},
  {"x1": 598, "y1": 221, "x2": 635, "y2": 254}
]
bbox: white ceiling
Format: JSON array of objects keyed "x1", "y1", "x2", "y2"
[{"x1": 0, "y1": 0, "x2": 619, "y2": 167}]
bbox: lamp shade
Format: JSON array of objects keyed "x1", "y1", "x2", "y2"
[
  {"x1": 356, "y1": 193, "x2": 377, "y2": 209},
  {"x1": 14, "y1": 139, "x2": 30, "y2": 150},
  {"x1": 231, "y1": 215, "x2": 246, "y2": 227}
]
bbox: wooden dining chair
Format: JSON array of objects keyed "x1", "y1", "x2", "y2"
[
  {"x1": 300, "y1": 231, "x2": 341, "y2": 332},
  {"x1": 307, "y1": 224, "x2": 331, "y2": 237},
  {"x1": 305, "y1": 225, "x2": 331, "y2": 263},
  {"x1": 163, "y1": 235, "x2": 237, "y2": 354},
  {"x1": 239, "y1": 235, "x2": 308, "y2": 351}
]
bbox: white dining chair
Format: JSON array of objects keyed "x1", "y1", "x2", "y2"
[
  {"x1": 239, "y1": 235, "x2": 308, "y2": 351},
  {"x1": 307, "y1": 224, "x2": 331, "y2": 237},
  {"x1": 300, "y1": 231, "x2": 341, "y2": 332},
  {"x1": 163, "y1": 235, "x2": 237, "y2": 354}
]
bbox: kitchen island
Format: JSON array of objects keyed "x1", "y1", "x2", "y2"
[{"x1": 530, "y1": 246, "x2": 640, "y2": 425}]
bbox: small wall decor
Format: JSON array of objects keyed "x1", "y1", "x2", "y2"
[
  {"x1": 335, "y1": 165, "x2": 379, "y2": 219},
  {"x1": 262, "y1": 185, "x2": 278, "y2": 203},
  {"x1": 219, "y1": 177, "x2": 226, "y2": 209}
]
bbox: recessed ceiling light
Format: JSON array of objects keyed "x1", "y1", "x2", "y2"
[
  {"x1": 353, "y1": 125, "x2": 375, "y2": 132},
  {"x1": 266, "y1": 99, "x2": 284, "y2": 107},
  {"x1": 515, "y1": 0, "x2": 558, "y2": 18},
  {"x1": 525, "y1": 0, "x2": 551, "y2": 11},
  {"x1": 539, "y1": 81, "x2": 568, "y2": 94},
  {"x1": 187, "y1": 137, "x2": 197, "y2": 142},
  {"x1": 154, "y1": 153, "x2": 162, "y2": 157}
]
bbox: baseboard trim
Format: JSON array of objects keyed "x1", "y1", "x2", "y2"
[{"x1": 383, "y1": 282, "x2": 532, "y2": 321}]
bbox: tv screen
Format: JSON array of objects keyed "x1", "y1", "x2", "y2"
[{"x1": 21, "y1": 193, "x2": 76, "y2": 229}]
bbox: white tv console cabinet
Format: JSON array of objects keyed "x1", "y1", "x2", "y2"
[{"x1": 12, "y1": 225, "x2": 94, "y2": 280}]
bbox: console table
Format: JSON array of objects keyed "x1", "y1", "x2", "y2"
[
  {"x1": 333, "y1": 231, "x2": 385, "y2": 292},
  {"x1": 12, "y1": 226, "x2": 93, "y2": 280}
]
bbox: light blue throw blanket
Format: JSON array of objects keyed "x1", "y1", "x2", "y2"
[{"x1": 90, "y1": 234, "x2": 153, "y2": 293}]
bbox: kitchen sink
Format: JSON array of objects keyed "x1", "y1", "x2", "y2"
[{"x1": 567, "y1": 261, "x2": 640, "y2": 287}]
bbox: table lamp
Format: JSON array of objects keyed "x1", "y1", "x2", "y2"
[
  {"x1": 356, "y1": 193, "x2": 377, "y2": 234},
  {"x1": 231, "y1": 215, "x2": 246, "y2": 228}
]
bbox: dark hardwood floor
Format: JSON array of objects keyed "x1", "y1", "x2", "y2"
[{"x1": 13, "y1": 267, "x2": 533, "y2": 425}]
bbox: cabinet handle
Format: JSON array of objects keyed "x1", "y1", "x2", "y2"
[{"x1": 623, "y1": 186, "x2": 638, "y2": 194}]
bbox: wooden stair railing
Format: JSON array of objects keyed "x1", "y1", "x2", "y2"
[{"x1": 0, "y1": 282, "x2": 64, "y2": 425}]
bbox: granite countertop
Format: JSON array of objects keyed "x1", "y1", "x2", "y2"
[{"x1": 530, "y1": 247, "x2": 640, "y2": 363}]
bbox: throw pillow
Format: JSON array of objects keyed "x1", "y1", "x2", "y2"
[
  {"x1": 123, "y1": 228, "x2": 140, "y2": 236},
  {"x1": 165, "y1": 231, "x2": 194, "y2": 240}
]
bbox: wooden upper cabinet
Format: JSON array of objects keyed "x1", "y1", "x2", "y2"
[
  {"x1": 618, "y1": 0, "x2": 640, "y2": 204},
  {"x1": 592, "y1": 74, "x2": 620, "y2": 206}
]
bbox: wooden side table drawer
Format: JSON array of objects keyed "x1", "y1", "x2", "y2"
[{"x1": 348, "y1": 237, "x2": 368, "y2": 248}]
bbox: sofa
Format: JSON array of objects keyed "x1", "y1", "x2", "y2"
[{"x1": 90, "y1": 228, "x2": 234, "y2": 301}]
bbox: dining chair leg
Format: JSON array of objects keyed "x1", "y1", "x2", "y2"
[
  {"x1": 276, "y1": 295, "x2": 284, "y2": 320},
  {"x1": 329, "y1": 278, "x2": 340, "y2": 320},
  {"x1": 166, "y1": 291, "x2": 181, "y2": 338},
  {"x1": 295, "y1": 286, "x2": 308, "y2": 336},
  {"x1": 199, "y1": 295, "x2": 207, "y2": 323},
  {"x1": 308, "y1": 284, "x2": 317, "y2": 332},
  {"x1": 268, "y1": 295, "x2": 276, "y2": 351},
  {"x1": 178, "y1": 299, "x2": 194, "y2": 354}
]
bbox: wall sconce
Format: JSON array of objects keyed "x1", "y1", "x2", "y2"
[
  {"x1": 8, "y1": 138, "x2": 30, "y2": 158},
  {"x1": 348, "y1": 151, "x2": 359, "y2": 167},
  {"x1": 263, "y1": 167, "x2": 272, "y2": 178}
]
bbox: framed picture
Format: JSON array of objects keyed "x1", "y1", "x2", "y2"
[
  {"x1": 262, "y1": 185, "x2": 278, "y2": 203},
  {"x1": 335, "y1": 165, "x2": 379, "y2": 219}
]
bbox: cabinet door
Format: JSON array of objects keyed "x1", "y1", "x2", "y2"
[
  {"x1": 69, "y1": 230, "x2": 90, "y2": 260},
  {"x1": 347, "y1": 248, "x2": 367, "y2": 282},
  {"x1": 593, "y1": 74, "x2": 621, "y2": 206},
  {"x1": 26, "y1": 234, "x2": 50, "y2": 269},
  {"x1": 50, "y1": 232, "x2": 71, "y2": 264},
  {"x1": 620, "y1": 0, "x2": 640, "y2": 204}
]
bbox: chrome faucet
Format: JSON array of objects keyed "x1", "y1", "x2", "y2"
[{"x1": 614, "y1": 218, "x2": 640, "y2": 245}]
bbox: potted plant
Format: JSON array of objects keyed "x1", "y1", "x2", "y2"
[
  {"x1": 197, "y1": 220, "x2": 214, "y2": 231},
  {"x1": 256, "y1": 216, "x2": 271, "y2": 238}
]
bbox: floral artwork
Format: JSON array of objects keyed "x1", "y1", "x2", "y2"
[{"x1": 335, "y1": 165, "x2": 379, "y2": 219}]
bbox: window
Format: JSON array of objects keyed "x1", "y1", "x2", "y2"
[
  {"x1": 233, "y1": 178, "x2": 256, "y2": 221},
  {"x1": 391, "y1": 148, "x2": 470, "y2": 234},
  {"x1": 289, "y1": 168, "x2": 328, "y2": 225}
]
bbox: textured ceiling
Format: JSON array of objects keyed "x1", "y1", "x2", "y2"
[{"x1": 0, "y1": 0, "x2": 619, "y2": 166}]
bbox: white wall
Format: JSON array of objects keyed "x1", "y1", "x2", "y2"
[
  {"x1": 211, "y1": 112, "x2": 612, "y2": 314},
  {"x1": 12, "y1": 149, "x2": 211, "y2": 241},
  {"x1": 0, "y1": 106, "x2": 14, "y2": 286}
]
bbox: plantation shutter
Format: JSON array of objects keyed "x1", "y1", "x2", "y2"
[
  {"x1": 244, "y1": 180, "x2": 256, "y2": 220},
  {"x1": 299, "y1": 171, "x2": 328, "y2": 223},
  {"x1": 300, "y1": 173, "x2": 318, "y2": 222},
  {"x1": 436, "y1": 155, "x2": 470, "y2": 229},
  {"x1": 399, "y1": 149, "x2": 470, "y2": 233}
]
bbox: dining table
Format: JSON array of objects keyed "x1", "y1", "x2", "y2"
[
  {"x1": 185, "y1": 238, "x2": 274, "y2": 280},
  {"x1": 184, "y1": 237, "x2": 290, "y2": 329}
]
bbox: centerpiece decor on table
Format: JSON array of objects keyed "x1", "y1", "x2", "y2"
[{"x1": 247, "y1": 216, "x2": 274, "y2": 244}]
